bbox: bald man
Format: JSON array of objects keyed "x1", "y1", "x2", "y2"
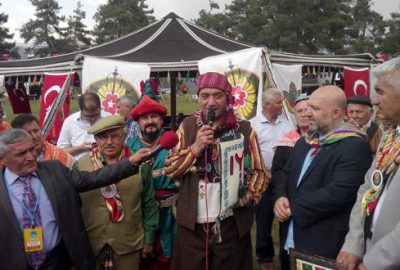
[{"x1": 272, "y1": 86, "x2": 372, "y2": 262}]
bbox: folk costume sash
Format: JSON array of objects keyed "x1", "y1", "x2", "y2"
[
  {"x1": 305, "y1": 123, "x2": 366, "y2": 156},
  {"x1": 361, "y1": 126, "x2": 400, "y2": 216},
  {"x1": 89, "y1": 146, "x2": 131, "y2": 222}
]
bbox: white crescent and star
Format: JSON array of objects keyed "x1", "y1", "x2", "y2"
[
  {"x1": 353, "y1": 79, "x2": 368, "y2": 96},
  {"x1": 44, "y1": 85, "x2": 61, "y2": 106}
]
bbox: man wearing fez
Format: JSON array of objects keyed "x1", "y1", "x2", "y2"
[
  {"x1": 0, "y1": 128, "x2": 150, "y2": 270},
  {"x1": 337, "y1": 57, "x2": 400, "y2": 270},
  {"x1": 347, "y1": 95, "x2": 383, "y2": 155},
  {"x1": 165, "y1": 72, "x2": 268, "y2": 270},
  {"x1": 74, "y1": 115, "x2": 158, "y2": 270},
  {"x1": 273, "y1": 86, "x2": 372, "y2": 261},
  {"x1": 128, "y1": 95, "x2": 177, "y2": 270},
  {"x1": 11, "y1": 114, "x2": 75, "y2": 168}
]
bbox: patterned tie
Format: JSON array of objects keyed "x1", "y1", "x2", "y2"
[{"x1": 20, "y1": 176, "x2": 46, "y2": 269}]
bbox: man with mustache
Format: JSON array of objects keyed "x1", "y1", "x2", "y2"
[
  {"x1": 337, "y1": 57, "x2": 400, "y2": 270},
  {"x1": 128, "y1": 95, "x2": 177, "y2": 270},
  {"x1": 165, "y1": 72, "x2": 267, "y2": 270},
  {"x1": 74, "y1": 115, "x2": 158, "y2": 270}
]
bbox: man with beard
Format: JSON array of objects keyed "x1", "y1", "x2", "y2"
[
  {"x1": 74, "y1": 115, "x2": 158, "y2": 270},
  {"x1": 11, "y1": 114, "x2": 75, "y2": 168},
  {"x1": 128, "y1": 95, "x2": 177, "y2": 270},
  {"x1": 273, "y1": 86, "x2": 372, "y2": 260},
  {"x1": 165, "y1": 72, "x2": 267, "y2": 270}
]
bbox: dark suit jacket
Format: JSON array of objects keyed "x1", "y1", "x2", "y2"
[
  {"x1": 0, "y1": 159, "x2": 138, "y2": 270},
  {"x1": 273, "y1": 136, "x2": 372, "y2": 259}
]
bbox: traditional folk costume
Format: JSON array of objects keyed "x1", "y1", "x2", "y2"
[
  {"x1": 165, "y1": 72, "x2": 268, "y2": 270},
  {"x1": 74, "y1": 116, "x2": 158, "y2": 270},
  {"x1": 128, "y1": 95, "x2": 177, "y2": 270},
  {"x1": 40, "y1": 140, "x2": 75, "y2": 168}
]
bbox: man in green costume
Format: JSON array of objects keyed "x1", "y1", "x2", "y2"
[{"x1": 128, "y1": 95, "x2": 177, "y2": 270}]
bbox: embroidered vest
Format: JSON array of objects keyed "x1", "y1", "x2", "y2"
[{"x1": 77, "y1": 155, "x2": 144, "y2": 255}]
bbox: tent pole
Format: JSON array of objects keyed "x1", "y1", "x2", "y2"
[{"x1": 170, "y1": 71, "x2": 177, "y2": 130}]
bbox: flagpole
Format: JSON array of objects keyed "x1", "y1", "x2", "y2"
[{"x1": 41, "y1": 54, "x2": 83, "y2": 138}]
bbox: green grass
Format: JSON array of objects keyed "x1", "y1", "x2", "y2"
[
  {"x1": 3, "y1": 94, "x2": 281, "y2": 270},
  {"x1": 3, "y1": 93, "x2": 199, "y2": 122}
]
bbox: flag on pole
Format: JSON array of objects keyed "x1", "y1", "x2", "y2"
[
  {"x1": 39, "y1": 73, "x2": 72, "y2": 143},
  {"x1": 5, "y1": 76, "x2": 31, "y2": 114}
]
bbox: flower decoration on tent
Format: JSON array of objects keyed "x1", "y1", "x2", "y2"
[
  {"x1": 86, "y1": 67, "x2": 139, "y2": 115},
  {"x1": 231, "y1": 85, "x2": 248, "y2": 108},
  {"x1": 101, "y1": 92, "x2": 119, "y2": 114},
  {"x1": 225, "y1": 61, "x2": 259, "y2": 120}
]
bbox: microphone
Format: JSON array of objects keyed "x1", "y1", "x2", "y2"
[
  {"x1": 143, "y1": 131, "x2": 179, "y2": 161},
  {"x1": 206, "y1": 108, "x2": 216, "y2": 126}
]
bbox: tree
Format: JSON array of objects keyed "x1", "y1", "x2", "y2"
[
  {"x1": 64, "y1": 1, "x2": 91, "y2": 52},
  {"x1": 382, "y1": 6, "x2": 400, "y2": 56},
  {"x1": 20, "y1": 0, "x2": 65, "y2": 56},
  {"x1": 347, "y1": 0, "x2": 386, "y2": 54},
  {"x1": 93, "y1": 0, "x2": 155, "y2": 44},
  {"x1": 0, "y1": 3, "x2": 19, "y2": 59},
  {"x1": 196, "y1": 0, "x2": 389, "y2": 54}
]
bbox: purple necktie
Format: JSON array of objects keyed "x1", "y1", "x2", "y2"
[{"x1": 20, "y1": 176, "x2": 46, "y2": 269}]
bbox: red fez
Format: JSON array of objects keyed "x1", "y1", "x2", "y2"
[
  {"x1": 197, "y1": 72, "x2": 232, "y2": 95},
  {"x1": 130, "y1": 95, "x2": 168, "y2": 121}
]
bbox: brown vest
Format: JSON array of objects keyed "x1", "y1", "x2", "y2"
[
  {"x1": 77, "y1": 155, "x2": 144, "y2": 255},
  {"x1": 176, "y1": 116, "x2": 254, "y2": 237}
]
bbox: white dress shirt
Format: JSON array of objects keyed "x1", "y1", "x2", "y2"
[{"x1": 250, "y1": 113, "x2": 292, "y2": 170}]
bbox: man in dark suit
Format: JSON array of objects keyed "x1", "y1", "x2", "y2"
[
  {"x1": 0, "y1": 128, "x2": 150, "y2": 270},
  {"x1": 272, "y1": 85, "x2": 372, "y2": 260}
]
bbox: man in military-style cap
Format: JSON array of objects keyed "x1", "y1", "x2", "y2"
[{"x1": 74, "y1": 115, "x2": 158, "y2": 270}]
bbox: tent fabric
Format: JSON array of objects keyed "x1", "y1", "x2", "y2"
[{"x1": 0, "y1": 12, "x2": 380, "y2": 76}]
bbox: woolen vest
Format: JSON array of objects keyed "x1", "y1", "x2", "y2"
[{"x1": 176, "y1": 116, "x2": 254, "y2": 238}]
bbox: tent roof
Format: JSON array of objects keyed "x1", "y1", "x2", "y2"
[
  {"x1": 0, "y1": 13, "x2": 252, "y2": 75},
  {"x1": 269, "y1": 51, "x2": 379, "y2": 67},
  {"x1": 0, "y1": 12, "x2": 380, "y2": 76}
]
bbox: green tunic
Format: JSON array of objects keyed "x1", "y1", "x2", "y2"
[{"x1": 127, "y1": 133, "x2": 177, "y2": 258}]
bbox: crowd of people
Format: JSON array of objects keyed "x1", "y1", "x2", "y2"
[{"x1": 0, "y1": 56, "x2": 399, "y2": 270}]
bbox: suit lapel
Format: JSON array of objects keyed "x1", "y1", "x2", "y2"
[
  {"x1": 290, "y1": 142, "x2": 311, "y2": 192},
  {"x1": 0, "y1": 171, "x2": 24, "y2": 241},
  {"x1": 296, "y1": 145, "x2": 332, "y2": 189},
  {"x1": 36, "y1": 165, "x2": 59, "y2": 220}
]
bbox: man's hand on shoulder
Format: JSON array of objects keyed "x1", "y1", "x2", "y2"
[{"x1": 336, "y1": 251, "x2": 362, "y2": 270}]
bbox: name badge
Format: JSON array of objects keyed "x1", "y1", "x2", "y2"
[{"x1": 24, "y1": 227, "x2": 44, "y2": 253}]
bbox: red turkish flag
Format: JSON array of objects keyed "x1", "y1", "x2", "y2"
[
  {"x1": 343, "y1": 67, "x2": 370, "y2": 98},
  {"x1": 5, "y1": 77, "x2": 31, "y2": 114},
  {"x1": 39, "y1": 73, "x2": 72, "y2": 144}
]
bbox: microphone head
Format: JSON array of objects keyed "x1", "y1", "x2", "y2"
[
  {"x1": 207, "y1": 108, "x2": 216, "y2": 125},
  {"x1": 159, "y1": 131, "x2": 179, "y2": 150}
]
